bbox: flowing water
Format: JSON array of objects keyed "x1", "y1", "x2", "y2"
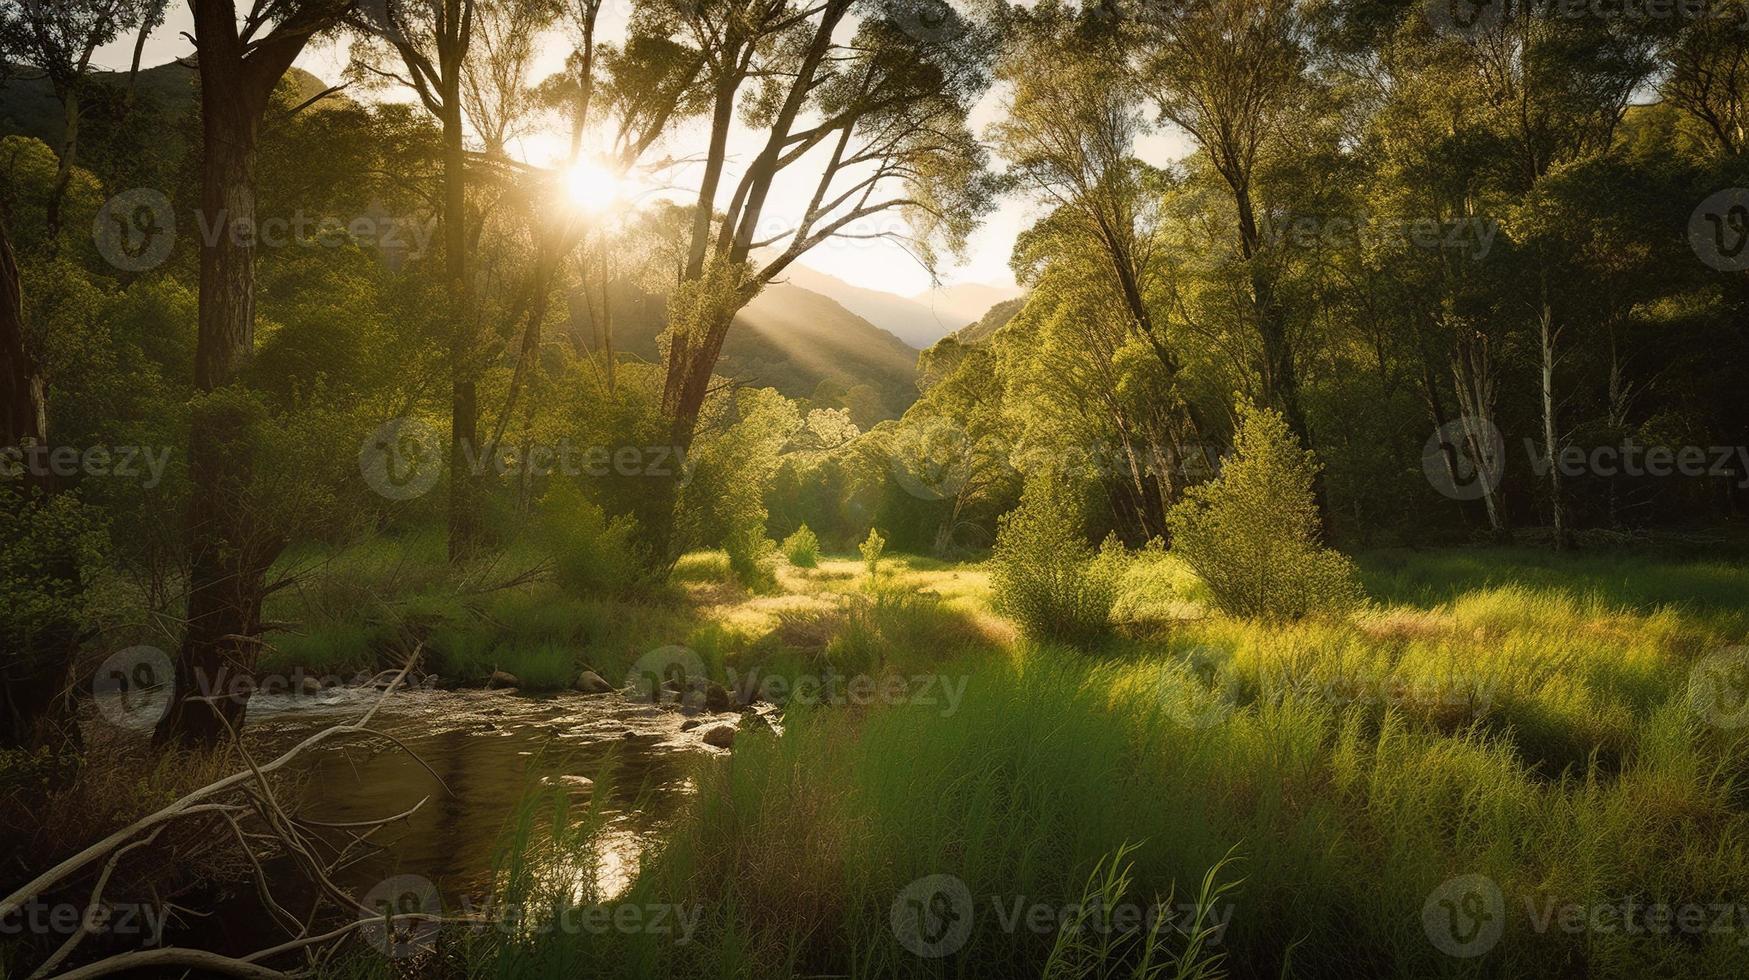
[{"x1": 185, "y1": 683, "x2": 742, "y2": 952}]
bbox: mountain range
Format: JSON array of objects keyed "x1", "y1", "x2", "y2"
[
  {"x1": 573, "y1": 280, "x2": 924, "y2": 424},
  {"x1": 776, "y1": 263, "x2": 1021, "y2": 349}
]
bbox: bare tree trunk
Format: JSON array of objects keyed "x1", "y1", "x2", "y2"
[
  {"x1": 157, "y1": 54, "x2": 280, "y2": 747},
  {"x1": 599, "y1": 271, "x2": 614, "y2": 393},
  {"x1": 0, "y1": 220, "x2": 44, "y2": 454},
  {"x1": 1419, "y1": 356, "x2": 1464, "y2": 507},
  {"x1": 1452, "y1": 332, "x2": 1508, "y2": 540},
  {"x1": 1538, "y1": 285, "x2": 1568, "y2": 550},
  {"x1": 154, "y1": 0, "x2": 348, "y2": 745},
  {"x1": 44, "y1": 88, "x2": 81, "y2": 248},
  {"x1": 441, "y1": 100, "x2": 480, "y2": 562}
]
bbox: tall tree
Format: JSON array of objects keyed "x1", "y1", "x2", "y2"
[
  {"x1": 0, "y1": 0, "x2": 157, "y2": 244},
  {"x1": 1136, "y1": 0, "x2": 1321, "y2": 484},
  {"x1": 350, "y1": 0, "x2": 484, "y2": 560},
  {"x1": 156, "y1": 0, "x2": 355, "y2": 747},
  {"x1": 0, "y1": 214, "x2": 82, "y2": 752},
  {"x1": 1463, "y1": 11, "x2": 1655, "y2": 547},
  {"x1": 634, "y1": 0, "x2": 996, "y2": 562},
  {"x1": 989, "y1": 0, "x2": 1202, "y2": 532}
]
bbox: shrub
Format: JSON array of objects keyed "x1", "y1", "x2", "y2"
[
  {"x1": 1167, "y1": 401, "x2": 1363, "y2": 620},
  {"x1": 781, "y1": 524, "x2": 820, "y2": 568},
  {"x1": 725, "y1": 527, "x2": 778, "y2": 591},
  {"x1": 859, "y1": 527, "x2": 886, "y2": 580},
  {"x1": 988, "y1": 478, "x2": 1121, "y2": 646},
  {"x1": 534, "y1": 484, "x2": 639, "y2": 595}
]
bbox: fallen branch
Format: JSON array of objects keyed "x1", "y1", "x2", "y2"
[{"x1": 8, "y1": 648, "x2": 485, "y2": 978}]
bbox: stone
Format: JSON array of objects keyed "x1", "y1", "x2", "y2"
[
  {"x1": 741, "y1": 709, "x2": 781, "y2": 736},
  {"x1": 575, "y1": 670, "x2": 614, "y2": 694},
  {"x1": 705, "y1": 682, "x2": 732, "y2": 712},
  {"x1": 700, "y1": 724, "x2": 736, "y2": 748}
]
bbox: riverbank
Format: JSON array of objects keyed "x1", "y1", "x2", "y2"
[
  {"x1": 370, "y1": 543, "x2": 1749, "y2": 979},
  {"x1": 8, "y1": 541, "x2": 1749, "y2": 978}
]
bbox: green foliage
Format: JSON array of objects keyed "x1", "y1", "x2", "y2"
[
  {"x1": 724, "y1": 526, "x2": 778, "y2": 592},
  {"x1": 0, "y1": 482, "x2": 104, "y2": 662},
  {"x1": 680, "y1": 387, "x2": 798, "y2": 588},
  {"x1": 532, "y1": 483, "x2": 639, "y2": 596},
  {"x1": 1041, "y1": 842, "x2": 1240, "y2": 980},
  {"x1": 859, "y1": 527, "x2": 886, "y2": 580},
  {"x1": 260, "y1": 622, "x2": 375, "y2": 676},
  {"x1": 1168, "y1": 403, "x2": 1363, "y2": 621},
  {"x1": 780, "y1": 524, "x2": 820, "y2": 567},
  {"x1": 989, "y1": 478, "x2": 1121, "y2": 646}
]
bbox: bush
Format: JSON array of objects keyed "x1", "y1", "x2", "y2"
[
  {"x1": 1167, "y1": 401, "x2": 1363, "y2": 620},
  {"x1": 859, "y1": 527, "x2": 886, "y2": 580},
  {"x1": 534, "y1": 484, "x2": 639, "y2": 595},
  {"x1": 781, "y1": 524, "x2": 820, "y2": 568},
  {"x1": 989, "y1": 478, "x2": 1121, "y2": 646},
  {"x1": 725, "y1": 527, "x2": 777, "y2": 591}
]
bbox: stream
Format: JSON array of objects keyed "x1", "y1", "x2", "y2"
[{"x1": 185, "y1": 682, "x2": 740, "y2": 953}]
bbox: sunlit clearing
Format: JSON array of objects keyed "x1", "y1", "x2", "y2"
[{"x1": 563, "y1": 160, "x2": 627, "y2": 214}]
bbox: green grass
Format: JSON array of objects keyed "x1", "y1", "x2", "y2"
[
  {"x1": 259, "y1": 621, "x2": 376, "y2": 676},
  {"x1": 409, "y1": 542, "x2": 1749, "y2": 979},
  {"x1": 246, "y1": 539, "x2": 1749, "y2": 978},
  {"x1": 251, "y1": 529, "x2": 709, "y2": 689},
  {"x1": 1356, "y1": 545, "x2": 1749, "y2": 633}
]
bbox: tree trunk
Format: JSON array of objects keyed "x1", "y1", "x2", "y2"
[
  {"x1": 44, "y1": 88, "x2": 81, "y2": 249},
  {"x1": 1418, "y1": 351, "x2": 1476, "y2": 525},
  {"x1": 156, "y1": 20, "x2": 278, "y2": 748},
  {"x1": 442, "y1": 102, "x2": 480, "y2": 562},
  {"x1": 1538, "y1": 289, "x2": 1568, "y2": 550},
  {"x1": 599, "y1": 272, "x2": 614, "y2": 393},
  {"x1": 1451, "y1": 334, "x2": 1509, "y2": 540},
  {"x1": 0, "y1": 217, "x2": 82, "y2": 752},
  {"x1": 1232, "y1": 182, "x2": 1329, "y2": 534},
  {"x1": 0, "y1": 220, "x2": 44, "y2": 455}
]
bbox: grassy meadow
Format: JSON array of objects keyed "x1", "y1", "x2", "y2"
[{"x1": 235, "y1": 535, "x2": 1749, "y2": 980}]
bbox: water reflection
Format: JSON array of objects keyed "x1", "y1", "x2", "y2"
[{"x1": 217, "y1": 685, "x2": 730, "y2": 933}]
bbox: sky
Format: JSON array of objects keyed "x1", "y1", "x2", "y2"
[{"x1": 90, "y1": 4, "x2": 1190, "y2": 298}]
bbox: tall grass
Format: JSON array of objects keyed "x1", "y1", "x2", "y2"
[{"x1": 249, "y1": 543, "x2": 1749, "y2": 978}]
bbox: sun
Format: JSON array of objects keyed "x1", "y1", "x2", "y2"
[{"x1": 563, "y1": 159, "x2": 628, "y2": 214}]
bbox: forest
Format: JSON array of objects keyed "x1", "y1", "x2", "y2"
[{"x1": 5, "y1": 0, "x2": 1749, "y2": 976}]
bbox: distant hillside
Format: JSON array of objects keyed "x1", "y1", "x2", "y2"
[
  {"x1": 773, "y1": 263, "x2": 1026, "y2": 348},
  {"x1": 0, "y1": 61, "x2": 329, "y2": 147},
  {"x1": 955, "y1": 296, "x2": 1026, "y2": 344},
  {"x1": 775, "y1": 262, "x2": 963, "y2": 348},
  {"x1": 578, "y1": 281, "x2": 922, "y2": 424},
  {"x1": 912, "y1": 282, "x2": 1023, "y2": 331}
]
